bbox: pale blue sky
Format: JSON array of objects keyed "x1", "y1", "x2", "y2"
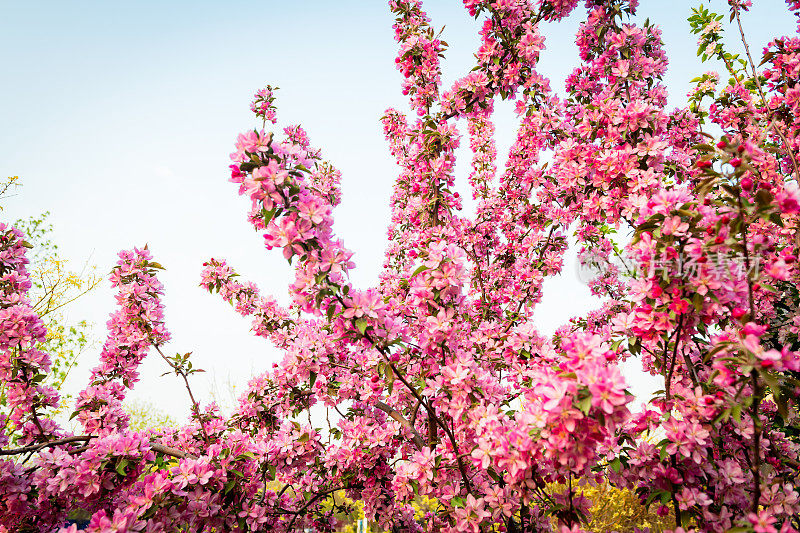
[{"x1": 1, "y1": 1, "x2": 795, "y2": 419}]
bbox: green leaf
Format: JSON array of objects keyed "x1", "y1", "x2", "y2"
[
  {"x1": 693, "y1": 143, "x2": 715, "y2": 152},
  {"x1": 769, "y1": 212, "x2": 784, "y2": 227},
  {"x1": 67, "y1": 509, "x2": 92, "y2": 522},
  {"x1": 262, "y1": 207, "x2": 277, "y2": 226},
  {"x1": 115, "y1": 458, "x2": 129, "y2": 476},
  {"x1": 659, "y1": 444, "x2": 669, "y2": 462},
  {"x1": 713, "y1": 407, "x2": 732, "y2": 424},
  {"x1": 355, "y1": 318, "x2": 369, "y2": 335},
  {"x1": 385, "y1": 365, "x2": 394, "y2": 394},
  {"x1": 732, "y1": 403, "x2": 743, "y2": 422},
  {"x1": 410, "y1": 264, "x2": 428, "y2": 278},
  {"x1": 578, "y1": 395, "x2": 592, "y2": 415}
]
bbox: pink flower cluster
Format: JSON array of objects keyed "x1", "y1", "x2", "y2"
[
  {"x1": 200, "y1": 258, "x2": 294, "y2": 347},
  {"x1": 75, "y1": 248, "x2": 170, "y2": 436},
  {"x1": 250, "y1": 85, "x2": 278, "y2": 124},
  {"x1": 390, "y1": 0, "x2": 444, "y2": 115},
  {"x1": 0, "y1": 224, "x2": 58, "y2": 443},
  {"x1": 5, "y1": 0, "x2": 800, "y2": 531}
]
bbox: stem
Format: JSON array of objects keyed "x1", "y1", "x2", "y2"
[
  {"x1": 151, "y1": 443, "x2": 196, "y2": 460},
  {"x1": 374, "y1": 400, "x2": 425, "y2": 449},
  {"x1": 285, "y1": 486, "x2": 345, "y2": 530},
  {"x1": 351, "y1": 319, "x2": 475, "y2": 496},
  {"x1": 733, "y1": 5, "x2": 800, "y2": 183},
  {"x1": 154, "y1": 345, "x2": 210, "y2": 445},
  {"x1": 428, "y1": 409, "x2": 437, "y2": 449},
  {"x1": 750, "y1": 370, "x2": 763, "y2": 513},
  {"x1": 736, "y1": 194, "x2": 755, "y2": 317},
  {"x1": 0, "y1": 435, "x2": 90, "y2": 456},
  {"x1": 501, "y1": 225, "x2": 558, "y2": 334},
  {"x1": 409, "y1": 398, "x2": 422, "y2": 427},
  {"x1": 682, "y1": 347, "x2": 701, "y2": 389},
  {"x1": 670, "y1": 458, "x2": 683, "y2": 529},
  {"x1": 385, "y1": 358, "x2": 474, "y2": 495},
  {"x1": 567, "y1": 473, "x2": 575, "y2": 526},
  {"x1": 0, "y1": 435, "x2": 194, "y2": 460},
  {"x1": 520, "y1": 503, "x2": 530, "y2": 533},
  {"x1": 17, "y1": 363, "x2": 47, "y2": 438},
  {"x1": 665, "y1": 313, "x2": 684, "y2": 401},
  {"x1": 736, "y1": 166, "x2": 763, "y2": 514}
]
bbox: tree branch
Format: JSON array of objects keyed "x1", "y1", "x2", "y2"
[
  {"x1": 733, "y1": 5, "x2": 800, "y2": 183},
  {"x1": 375, "y1": 400, "x2": 425, "y2": 450},
  {"x1": 0, "y1": 435, "x2": 91, "y2": 456},
  {"x1": 154, "y1": 344, "x2": 210, "y2": 445},
  {"x1": 0, "y1": 435, "x2": 195, "y2": 460}
]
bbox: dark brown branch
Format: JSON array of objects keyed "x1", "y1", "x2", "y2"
[
  {"x1": 409, "y1": 398, "x2": 422, "y2": 428},
  {"x1": 671, "y1": 455, "x2": 683, "y2": 529},
  {"x1": 346, "y1": 316, "x2": 475, "y2": 496},
  {"x1": 750, "y1": 370, "x2": 763, "y2": 514},
  {"x1": 375, "y1": 401, "x2": 425, "y2": 450},
  {"x1": 665, "y1": 313, "x2": 684, "y2": 401},
  {"x1": 736, "y1": 166, "x2": 763, "y2": 515},
  {"x1": 286, "y1": 486, "x2": 345, "y2": 530},
  {"x1": 384, "y1": 358, "x2": 474, "y2": 495},
  {"x1": 1, "y1": 435, "x2": 194, "y2": 460},
  {"x1": 151, "y1": 443, "x2": 196, "y2": 460},
  {"x1": 0, "y1": 435, "x2": 91, "y2": 456},
  {"x1": 781, "y1": 454, "x2": 800, "y2": 469},
  {"x1": 17, "y1": 364, "x2": 48, "y2": 438}
]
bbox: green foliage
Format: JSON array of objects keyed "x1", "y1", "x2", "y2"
[
  {"x1": 0, "y1": 176, "x2": 20, "y2": 208},
  {"x1": 0, "y1": 189, "x2": 101, "y2": 424},
  {"x1": 124, "y1": 400, "x2": 177, "y2": 432},
  {"x1": 14, "y1": 212, "x2": 100, "y2": 413}
]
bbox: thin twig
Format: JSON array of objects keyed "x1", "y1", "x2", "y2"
[
  {"x1": 733, "y1": 5, "x2": 800, "y2": 183},
  {"x1": 154, "y1": 345, "x2": 210, "y2": 444}
]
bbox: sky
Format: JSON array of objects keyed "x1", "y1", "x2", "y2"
[{"x1": 1, "y1": 0, "x2": 796, "y2": 422}]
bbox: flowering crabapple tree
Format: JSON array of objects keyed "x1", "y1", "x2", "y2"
[{"x1": 3, "y1": 0, "x2": 800, "y2": 531}]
